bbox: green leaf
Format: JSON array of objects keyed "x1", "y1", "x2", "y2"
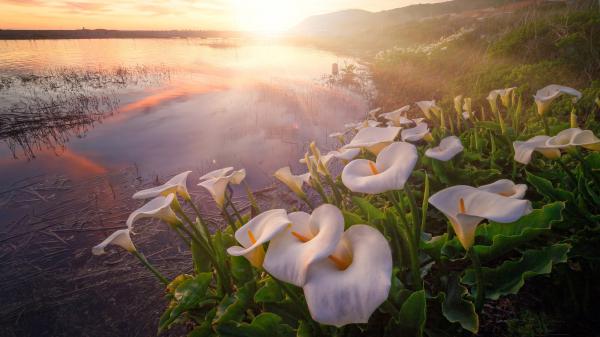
[
  {"x1": 463, "y1": 243, "x2": 570, "y2": 300},
  {"x1": 397, "y1": 290, "x2": 427, "y2": 337},
  {"x1": 526, "y1": 171, "x2": 574, "y2": 202},
  {"x1": 342, "y1": 210, "x2": 365, "y2": 227},
  {"x1": 216, "y1": 313, "x2": 293, "y2": 337},
  {"x1": 441, "y1": 275, "x2": 478, "y2": 333},
  {"x1": 296, "y1": 321, "x2": 312, "y2": 337},
  {"x1": 352, "y1": 196, "x2": 385, "y2": 222},
  {"x1": 230, "y1": 255, "x2": 253, "y2": 284},
  {"x1": 421, "y1": 234, "x2": 448, "y2": 261},
  {"x1": 473, "y1": 202, "x2": 564, "y2": 261},
  {"x1": 160, "y1": 273, "x2": 213, "y2": 331},
  {"x1": 254, "y1": 278, "x2": 284, "y2": 303},
  {"x1": 188, "y1": 321, "x2": 213, "y2": 337},
  {"x1": 213, "y1": 282, "x2": 255, "y2": 326},
  {"x1": 191, "y1": 239, "x2": 211, "y2": 273}
]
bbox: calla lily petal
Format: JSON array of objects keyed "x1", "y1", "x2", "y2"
[
  {"x1": 487, "y1": 87, "x2": 516, "y2": 108},
  {"x1": 198, "y1": 168, "x2": 246, "y2": 208},
  {"x1": 263, "y1": 204, "x2": 345, "y2": 286},
  {"x1": 303, "y1": 225, "x2": 392, "y2": 327},
  {"x1": 401, "y1": 123, "x2": 430, "y2": 142},
  {"x1": 300, "y1": 152, "x2": 335, "y2": 175},
  {"x1": 429, "y1": 185, "x2": 532, "y2": 249},
  {"x1": 327, "y1": 148, "x2": 361, "y2": 161},
  {"x1": 416, "y1": 100, "x2": 439, "y2": 119},
  {"x1": 343, "y1": 126, "x2": 401, "y2": 154},
  {"x1": 92, "y1": 229, "x2": 136, "y2": 255},
  {"x1": 274, "y1": 167, "x2": 310, "y2": 197},
  {"x1": 425, "y1": 136, "x2": 464, "y2": 161},
  {"x1": 534, "y1": 84, "x2": 582, "y2": 115},
  {"x1": 342, "y1": 142, "x2": 417, "y2": 194},
  {"x1": 462, "y1": 111, "x2": 471, "y2": 120},
  {"x1": 226, "y1": 209, "x2": 291, "y2": 267},
  {"x1": 513, "y1": 135, "x2": 561, "y2": 164},
  {"x1": 380, "y1": 105, "x2": 412, "y2": 126},
  {"x1": 367, "y1": 107, "x2": 382, "y2": 119},
  {"x1": 199, "y1": 167, "x2": 233, "y2": 181},
  {"x1": 126, "y1": 194, "x2": 180, "y2": 229},
  {"x1": 477, "y1": 179, "x2": 527, "y2": 199},
  {"x1": 133, "y1": 171, "x2": 192, "y2": 200},
  {"x1": 546, "y1": 128, "x2": 600, "y2": 151}
]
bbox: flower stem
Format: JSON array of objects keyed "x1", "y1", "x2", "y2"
[
  {"x1": 468, "y1": 247, "x2": 485, "y2": 312},
  {"x1": 131, "y1": 250, "x2": 169, "y2": 285}
]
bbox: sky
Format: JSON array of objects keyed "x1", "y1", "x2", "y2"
[{"x1": 0, "y1": 0, "x2": 445, "y2": 32}]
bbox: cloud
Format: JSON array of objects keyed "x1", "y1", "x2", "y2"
[{"x1": 64, "y1": 1, "x2": 108, "y2": 12}]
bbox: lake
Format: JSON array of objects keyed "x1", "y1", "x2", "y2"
[{"x1": 0, "y1": 38, "x2": 367, "y2": 188}]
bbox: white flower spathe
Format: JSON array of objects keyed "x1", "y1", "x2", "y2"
[
  {"x1": 545, "y1": 128, "x2": 600, "y2": 151},
  {"x1": 401, "y1": 122, "x2": 430, "y2": 142},
  {"x1": 343, "y1": 126, "x2": 401, "y2": 154},
  {"x1": 416, "y1": 100, "x2": 440, "y2": 119},
  {"x1": 274, "y1": 166, "x2": 311, "y2": 197},
  {"x1": 198, "y1": 168, "x2": 246, "y2": 208},
  {"x1": 126, "y1": 193, "x2": 180, "y2": 229},
  {"x1": 534, "y1": 85, "x2": 582, "y2": 116},
  {"x1": 477, "y1": 179, "x2": 527, "y2": 199},
  {"x1": 133, "y1": 171, "x2": 192, "y2": 201},
  {"x1": 92, "y1": 229, "x2": 136, "y2": 255},
  {"x1": 513, "y1": 135, "x2": 561, "y2": 164},
  {"x1": 425, "y1": 136, "x2": 464, "y2": 161}
]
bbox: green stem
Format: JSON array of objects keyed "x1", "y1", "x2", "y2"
[
  {"x1": 541, "y1": 114, "x2": 551, "y2": 135},
  {"x1": 398, "y1": 224, "x2": 422, "y2": 290},
  {"x1": 132, "y1": 250, "x2": 169, "y2": 285},
  {"x1": 469, "y1": 247, "x2": 485, "y2": 312}
]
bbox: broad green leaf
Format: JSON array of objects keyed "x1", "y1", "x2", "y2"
[
  {"x1": 191, "y1": 239, "x2": 211, "y2": 273},
  {"x1": 161, "y1": 273, "x2": 213, "y2": 331},
  {"x1": 213, "y1": 282, "x2": 255, "y2": 325},
  {"x1": 473, "y1": 202, "x2": 564, "y2": 261},
  {"x1": 352, "y1": 196, "x2": 385, "y2": 222},
  {"x1": 216, "y1": 313, "x2": 293, "y2": 337},
  {"x1": 254, "y1": 278, "x2": 284, "y2": 303},
  {"x1": 342, "y1": 210, "x2": 365, "y2": 227},
  {"x1": 188, "y1": 321, "x2": 213, "y2": 337},
  {"x1": 421, "y1": 234, "x2": 448, "y2": 261},
  {"x1": 441, "y1": 275, "x2": 478, "y2": 333},
  {"x1": 230, "y1": 255, "x2": 253, "y2": 284},
  {"x1": 463, "y1": 243, "x2": 570, "y2": 300},
  {"x1": 397, "y1": 290, "x2": 427, "y2": 337},
  {"x1": 296, "y1": 321, "x2": 312, "y2": 337},
  {"x1": 526, "y1": 172, "x2": 574, "y2": 202}
]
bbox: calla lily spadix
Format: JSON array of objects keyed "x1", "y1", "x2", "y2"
[
  {"x1": 534, "y1": 84, "x2": 582, "y2": 116},
  {"x1": 226, "y1": 209, "x2": 292, "y2": 267},
  {"x1": 401, "y1": 122, "x2": 431, "y2": 142},
  {"x1": 429, "y1": 186, "x2": 533, "y2": 250},
  {"x1": 487, "y1": 87, "x2": 516, "y2": 109},
  {"x1": 126, "y1": 193, "x2": 181, "y2": 229},
  {"x1": 263, "y1": 204, "x2": 345, "y2": 286},
  {"x1": 416, "y1": 100, "x2": 440, "y2": 119},
  {"x1": 545, "y1": 128, "x2": 600, "y2": 151},
  {"x1": 274, "y1": 166, "x2": 310, "y2": 198},
  {"x1": 425, "y1": 136, "x2": 464, "y2": 161},
  {"x1": 198, "y1": 168, "x2": 246, "y2": 208},
  {"x1": 303, "y1": 224, "x2": 392, "y2": 327},
  {"x1": 477, "y1": 179, "x2": 527, "y2": 199},
  {"x1": 343, "y1": 126, "x2": 401, "y2": 155},
  {"x1": 513, "y1": 135, "x2": 561, "y2": 164},
  {"x1": 341, "y1": 142, "x2": 418, "y2": 194},
  {"x1": 92, "y1": 229, "x2": 136, "y2": 255},
  {"x1": 133, "y1": 171, "x2": 192, "y2": 201}
]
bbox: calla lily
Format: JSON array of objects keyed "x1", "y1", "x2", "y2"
[
  {"x1": 263, "y1": 204, "x2": 345, "y2": 286},
  {"x1": 327, "y1": 148, "x2": 361, "y2": 161},
  {"x1": 401, "y1": 122, "x2": 431, "y2": 142},
  {"x1": 477, "y1": 179, "x2": 527, "y2": 199},
  {"x1": 92, "y1": 229, "x2": 136, "y2": 255},
  {"x1": 429, "y1": 185, "x2": 532, "y2": 249},
  {"x1": 534, "y1": 84, "x2": 582, "y2": 115},
  {"x1": 380, "y1": 105, "x2": 412, "y2": 126},
  {"x1": 126, "y1": 193, "x2": 180, "y2": 228},
  {"x1": 425, "y1": 136, "x2": 464, "y2": 161},
  {"x1": 343, "y1": 126, "x2": 401, "y2": 154},
  {"x1": 199, "y1": 167, "x2": 233, "y2": 181},
  {"x1": 345, "y1": 120, "x2": 381, "y2": 131},
  {"x1": 463, "y1": 97, "x2": 472, "y2": 115},
  {"x1": 329, "y1": 132, "x2": 344, "y2": 138},
  {"x1": 545, "y1": 128, "x2": 600, "y2": 151},
  {"x1": 367, "y1": 107, "x2": 382, "y2": 119},
  {"x1": 454, "y1": 95, "x2": 463, "y2": 114},
  {"x1": 462, "y1": 111, "x2": 471, "y2": 120},
  {"x1": 513, "y1": 135, "x2": 561, "y2": 164},
  {"x1": 300, "y1": 151, "x2": 335, "y2": 175},
  {"x1": 416, "y1": 100, "x2": 440, "y2": 119},
  {"x1": 487, "y1": 87, "x2": 516, "y2": 110},
  {"x1": 303, "y1": 224, "x2": 392, "y2": 327},
  {"x1": 274, "y1": 166, "x2": 311, "y2": 198},
  {"x1": 198, "y1": 168, "x2": 246, "y2": 208},
  {"x1": 227, "y1": 209, "x2": 292, "y2": 267},
  {"x1": 133, "y1": 171, "x2": 192, "y2": 201},
  {"x1": 341, "y1": 142, "x2": 417, "y2": 194}
]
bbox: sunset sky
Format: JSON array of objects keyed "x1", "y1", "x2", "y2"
[{"x1": 0, "y1": 0, "x2": 444, "y2": 32}]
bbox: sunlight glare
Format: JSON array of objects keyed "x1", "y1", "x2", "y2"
[{"x1": 230, "y1": 0, "x2": 301, "y2": 35}]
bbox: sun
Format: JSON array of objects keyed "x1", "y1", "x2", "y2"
[{"x1": 229, "y1": 0, "x2": 301, "y2": 35}]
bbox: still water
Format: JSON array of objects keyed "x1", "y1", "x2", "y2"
[{"x1": 0, "y1": 38, "x2": 367, "y2": 188}]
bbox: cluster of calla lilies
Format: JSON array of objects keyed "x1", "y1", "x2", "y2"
[{"x1": 92, "y1": 83, "x2": 599, "y2": 333}]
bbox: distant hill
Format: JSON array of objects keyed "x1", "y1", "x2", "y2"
[{"x1": 0, "y1": 29, "x2": 244, "y2": 40}]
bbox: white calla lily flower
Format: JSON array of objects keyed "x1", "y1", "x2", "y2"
[
  {"x1": 367, "y1": 107, "x2": 382, "y2": 119},
  {"x1": 300, "y1": 152, "x2": 335, "y2": 175},
  {"x1": 416, "y1": 100, "x2": 440, "y2": 119},
  {"x1": 328, "y1": 131, "x2": 345, "y2": 138},
  {"x1": 303, "y1": 225, "x2": 392, "y2": 327},
  {"x1": 462, "y1": 111, "x2": 471, "y2": 120},
  {"x1": 343, "y1": 126, "x2": 401, "y2": 154},
  {"x1": 326, "y1": 148, "x2": 361, "y2": 161},
  {"x1": 380, "y1": 105, "x2": 412, "y2": 126},
  {"x1": 274, "y1": 167, "x2": 311, "y2": 198},
  {"x1": 263, "y1": 204, "x2": 345, "y2": 286},
  {"x1": 513, "y1": 135, "x2": 561, "y2": 164},
  {"x1": 487, "y1": 87, "x2": 516, "y2": 109},
  {"x1": 454, "y1": 95, "x2": 463, "y2": 114},
  {"x1": 345, "y1": 120, "x2": 381, "y2": 131},
  {"x1": 226, "y1": 209, "x2": 292, "y2": 267},
  {"x1": 342, "y1": 142, "x2": 417, "y2": 194},
  {"x1": 463, "y1": 97, "x2": 472, "y2": 114},
  {"x1": 92, "y1": 229, "x2": 136, "y2": 255},
  {"x1": 429, "y1": 186, "x2": 532, "y2": 250},
  {"x1": 425, "y1": 136, "x2": 464, "y2": 161},
  {"x1": 477, "y1": 179, "x2": 527, "y2": 199},
  {"x1": 198, "y1": 168, "x2": 246, "y2": 208},
  {"x1": 199, "y1": 167, "x2": 233, "y2": 181},
  {"x1": 133, "y1": 171, "x2": 192, "y2": 201},
  {"x1": 126, "y1": 194, "x2": 180, "y2": 228},
  {"x1": 534, "y1": 84, "x2": 582, "y2": 116},
  {"x1": 401, "y1": 122, "x2": 431, "y2": 142},
  {"x1": 545, "y1": 128, "x2": 600, "y2": 151}
]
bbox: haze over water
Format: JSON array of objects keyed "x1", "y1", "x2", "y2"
[{"x1": 0, "y1": 38, "x2": 367, "y2": 187}]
